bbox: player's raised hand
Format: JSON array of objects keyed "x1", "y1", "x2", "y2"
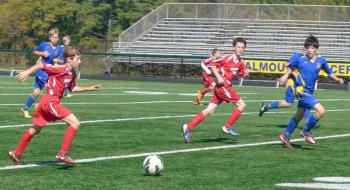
[{"x1": 16, "y1": 70, "x2": 31, "y2": 81}]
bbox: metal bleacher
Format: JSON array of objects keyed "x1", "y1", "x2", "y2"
[{"x1": 114, "y1": 4, "x2": 350, "y2": 66}]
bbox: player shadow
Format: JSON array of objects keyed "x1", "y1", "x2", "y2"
[
  {"x1": 269, "y1": 143, "x2": 313, "y2": 150},
  {"x1": 28, "y1": 160, "x2": 76, "y2": 170},
  {"x1": 255, "y1": 124, "x2": 287, "y2": 128},
  {"x1": 198, "y1": 137, "x2": 238, "y2": 144}
]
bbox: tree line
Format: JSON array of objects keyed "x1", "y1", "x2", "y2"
[{"x1": 0, "y1": 0, "x2": 168, "y2": 50}]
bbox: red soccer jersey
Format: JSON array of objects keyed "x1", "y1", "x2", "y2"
[
  {"x1": 41, "y1": 63, "x2": 77, "y2": 100},
  {"x1": 200, "y1": 56, "x2": 217, "y2": 75},
  {"x1": 202, "y1": 56, "x2": 216, "y2": 66},
  {"x1": 208, "y1": 54, "x2": 247, "y2": 86}
]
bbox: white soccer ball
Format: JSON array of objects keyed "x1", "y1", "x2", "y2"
[{"x1": 143, "y1": 155, "x2": 164, "y2": 176}]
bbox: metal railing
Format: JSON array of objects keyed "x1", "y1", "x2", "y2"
[{"x1": 118, "y1": 3, "x2": 350, "y2": 47}]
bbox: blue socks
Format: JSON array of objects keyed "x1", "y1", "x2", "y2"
[
  {"x1": 304, "y1": 109, "x2": 311, "y2": 123},
  {"x1": 303, "y1": 113, "x2": 319, "y2": 133},
  {"x1": 63, "y1": 88, "x2": 69, "y2": 96},
  {"x1": 284, "y1": 117, "x2": 298, "y2": 139},
  {"x1": 23, "y1": 95, "x2": 36, "y2": 111},
  {"x1": 267, "y1": 101, "x2": 280, "y2": 109}
]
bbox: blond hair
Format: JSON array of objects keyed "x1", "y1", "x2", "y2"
[
  {"x1": 48, "y1": 28, "x2": 59, "y2": 37},
  {"x1": 62, "y1": 35, "x2": 70, "y2": 44}
]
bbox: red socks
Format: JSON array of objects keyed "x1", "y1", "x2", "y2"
[
  {"x1": 13, "y1": 125, "x2": 77, "y2": 156},
  {"x1": 224, "y1": 109, "x2": 242, "y2": 128},
  {"x1": 188, "y1": 112, "x2": 205, "y2": 130},
  {"x1": 14, "y1": 130, "x2": 33, "y2": 155},
  {"x1": 59, "y1": 125, "x2": 77, "y2": 155}
]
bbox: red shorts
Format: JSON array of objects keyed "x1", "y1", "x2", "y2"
[
  {"x1": 210, "y1": 86, "x2": 241, "y2": 104},
  {"x1": 32, "y1": 96, "x2": 72, "y2": 127},
  {"x1": 201, "y1": 72, "x2": 215, "y2": 86}
]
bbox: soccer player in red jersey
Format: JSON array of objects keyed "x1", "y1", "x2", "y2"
[
  {"x1": 182, "y1": 37, "x2": 248, "y2": 143},
  {"x1": 9, "y1": 47, "x2": 102, "y2": 165},
  {"x1": 193, "y1": 48, "x2": 222, "y2": 105}
]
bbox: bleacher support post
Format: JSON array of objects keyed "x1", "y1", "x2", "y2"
[
  {"x1": 238, "y1": 77, "x2": 244, "y2": 86},
  {"x1": 275, "y1": 79, "x2": 280, "y2": 88}
]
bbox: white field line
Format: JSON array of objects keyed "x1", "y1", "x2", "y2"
[
  {"x1": 0, "y1": 101, "x2": 193, "y2": 106},
  {"x1": 0, "y1": 87, "x2": 140, "y2": 90},
  {"x1": 1, "y1": 109, "x2": 350, "y2": 129},
  {"x1": 313, "y1": 177, "x2": 350, "y2": 183},
  {"x1": 1, "y1": 98, "x2": 350, "y2": 106},
  {"x1": 0, "y1": 92, "x2": 258, "y2": 96},
  {"x1": 0, "y1": 133, "x2": 349, "y2": 171},
  {"x1": 276, "y1": 182, "x2": 350, "y2": 189}
]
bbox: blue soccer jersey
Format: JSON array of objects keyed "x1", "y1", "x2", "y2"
[
  {"x1": 33, "y1": 42, "x2": 64, "y2": 89},
  {"x1": 34, "y1": 42, "x2": 64, "y2": 64},
  {"x1": 290, "y1": 55, "x2": 333, "y2": 95},
  {"x1": 288, "y1": 52, "x2": 304, "y2": 69}
]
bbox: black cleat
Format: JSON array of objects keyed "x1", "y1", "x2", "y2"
[{"x1": 259, "y1": 102, "x2": 268, "y2": 117}]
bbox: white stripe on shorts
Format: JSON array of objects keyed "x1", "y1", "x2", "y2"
[
  {"x1": 223, "y1": 87, "x2": 232, "y2": 98},
  {"x1": 49, "y1": 102, "x2": 59, "y2": 117}
]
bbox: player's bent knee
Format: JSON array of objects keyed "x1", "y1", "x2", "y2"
[
  {"x1": 206, "y1": 110, "x2": 215, "y2": 115},
  {"x1": 236, "y1": 100, "x2": 246, "y2": 112},
  {"x1": 71, "y1": 122, "x2": 80, "y2": 129},
  {"x1": 29, "y1": 126, "x2": 42, "y2": 135},
  {"x1": 318, "y1": 109, "x2": 326, "y2": 118},
  {"x1": 203, "y1": 108, "x2": 214, "y2": 116},
  {"x1": 32, "y1": 89, "x2": 41, "y2": 97}
]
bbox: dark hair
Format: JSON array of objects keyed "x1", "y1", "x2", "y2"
[
  {"x1": 304, "y1": 35, "x2": 319, "y2": 49},
  {"x1": 212, "y1": 48, "x2": 220, "y2": 56},
  {"x1": 233, "y1": 37, "x2": 246, "y2": 48},
  {"x1": 63, "y1": 47, "x2": 80, "y2": 60}
]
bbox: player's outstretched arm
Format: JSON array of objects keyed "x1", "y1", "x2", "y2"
[
  {"x1": 16, "y1": 63, "x2": 42, "y2": 81},
  {"x1": 329, "y1": 74, "x2": 344, "y2": 84},
  {"x1": 33, "y1": 51, "x2": 50, "y2": 58},
  {"x1": 73, "y1": 84, "x2": 102, "y2": 92}
]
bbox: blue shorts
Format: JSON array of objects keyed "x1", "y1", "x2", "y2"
[
  {"x1": 34, "y1": 70, "x2": 48, "y2": 89},
  {"x1": 297, "y1": 93, "x2": 319, "y2": 110},
  {"x1": 285, "y1": 79, "x2": 295, "y2": 104}
]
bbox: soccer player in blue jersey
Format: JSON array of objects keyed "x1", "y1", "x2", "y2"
[
  {"x1": 279, "y1": 35, "x2": 344, "y2": 148},
  {"x1": 60, "y1": 35, "x2": 74, "y2": 99},
  {"x1": 20, "y1": 28, "x2": 64, "y2": 118},
  {"x1": 259, "y1": 49, "x2": 312, "y2": 123}
]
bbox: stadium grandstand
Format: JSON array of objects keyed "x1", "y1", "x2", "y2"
[{"x1": 113, "y1": 3, "x2": 350, "y2": 66}]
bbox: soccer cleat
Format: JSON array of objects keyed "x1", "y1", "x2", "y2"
[
  {"x1": 259, "y1": 102, "x2": 268, "y2": 117},
  {"x1": 192, "y1": 98, "x2": 200, "y2": 105},
  {"x1": 221, "y1": 126, "x2": 240, "y2": 137},
  {"x1": 56, "y1": 153, "x2": 76, "y2": 165},
  {"x1": 20, "y1": 108, "x2": 31, "y2": 118},
  {"x1": 181, "y1": 124, "x2": 192, "y2": 143},
  {"x1": 64, "y1": 93, "x2": 73, "y2": 99},
  {"x1": 300, "y1": 130, "x2": 316, "y2": 144},
  {"x1": 8, "y1": 151, "x2": 22, "y2": 165},
  {"x1": 192, "y1": 90, "x2": 204, "y2": 105},
  {"x1": 192, "y1": 98, "x2": 203, "y2": 106},
  {"x1": 279, "y1": 133, "x2": 293, "y2": 148}
]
